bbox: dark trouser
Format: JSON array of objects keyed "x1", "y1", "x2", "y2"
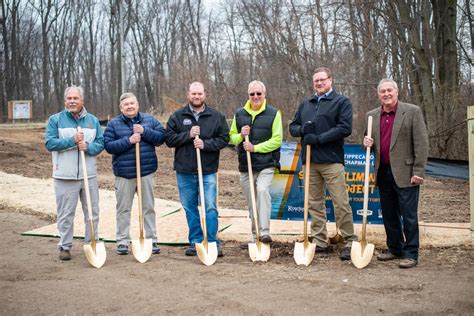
[{"x1": 377, "y1": 165, "x2": 420, "y2": 260}]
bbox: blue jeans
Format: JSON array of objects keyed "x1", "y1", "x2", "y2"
[{"x1": 176, "y1": 172, "x2": 219, "y2": 246}]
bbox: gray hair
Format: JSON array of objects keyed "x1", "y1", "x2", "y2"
[
  {"x1": 377, "y1": 78, "x2": 398, "y2": 91},
  {"x1": 248, "y1": 80, "x2": 266, "y2": 93},
  {"x1": 64, "y1": 85, "x2": 84, "y2": 100},
  {"x1": 119, "y1": 92, "x2": 138, "y2": 104}
]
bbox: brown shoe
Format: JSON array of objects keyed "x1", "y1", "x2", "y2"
[
  {"x1": 59, "y1": 249, "x2": 71, "y2": 261},
  {"x1": 377, "y1": 251, "x2": 401, "y2": 261},
  {"x1": 399, "y1": 258, "x2": 417, "y2": 269}
]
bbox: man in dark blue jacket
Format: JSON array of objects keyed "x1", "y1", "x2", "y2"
[
  {"x1": 104, "y1": 92, "x2": 165, "y2": 255},
  {"x1": 165, "y1": 82, "x2": 229, "y2": 257},
  {"x1": 289, "y1": 67, "x2": 357, "y2": 261}
]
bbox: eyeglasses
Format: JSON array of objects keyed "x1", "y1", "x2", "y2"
[
  {"x1": 314, "y1": 78, "x2": 329, "y2": 84},
  {"x1": 249, "y1": 92, "x2": 263, "y2": 96}
]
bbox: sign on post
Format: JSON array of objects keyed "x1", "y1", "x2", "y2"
[{"x1": 7, "y1": 100, "x2": 33, "y2": 123}]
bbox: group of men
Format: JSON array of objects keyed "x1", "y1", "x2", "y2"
[{"x1": 46, "y1": 66, "x2": 428, "y2": 269}]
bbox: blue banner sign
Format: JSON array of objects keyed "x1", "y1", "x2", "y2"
[{"x1": 269, "y1": 142, "x2": 383, "y2": 224}]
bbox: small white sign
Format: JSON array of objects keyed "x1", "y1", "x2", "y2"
[{"x1": 13, "y1": 101, "x2": 31, "y2": 119}]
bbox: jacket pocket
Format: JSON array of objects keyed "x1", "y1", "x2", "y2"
[{"x1": 405, "y1": 157, "x2": 414, "y2": 165}]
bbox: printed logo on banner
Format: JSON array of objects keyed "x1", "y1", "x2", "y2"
[{"x1": 269, "y1": 142, "x2": 383, "y2": 224}]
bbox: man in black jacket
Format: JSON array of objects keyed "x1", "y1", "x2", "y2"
[
  {"x1": 165, "y1": 82, "x2": 229, "y2": 257},
  {"x1": 289, "y1": 67, "x2": 357, "y2": 260}
]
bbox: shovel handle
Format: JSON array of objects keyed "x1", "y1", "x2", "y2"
[
  {"x1": 361, "y1": 116, "x2": 373, "y2": 239},
  {"x1": 245, "y1": 136, "x2": 261, "y2": 244},
  {"x1": 78, "y1": 127, "x2": 96, "y2": 250},
  {"x1": 135, "y1": 142, "x2": 145, "y2": 240},
  {"x1": 195, "y1": 136, "x2": 208, "y2": 246},
  {"x1": 303, "y1": 145, "x2": 311, "y2": 246}
]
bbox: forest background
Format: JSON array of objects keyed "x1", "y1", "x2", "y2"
[{"x1": 1, "y1": 0, "x2": 472, "y2": 159}]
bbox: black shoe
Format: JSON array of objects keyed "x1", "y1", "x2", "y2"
[
  {"x1": 260, "y1": 235, "x2": 272, "y2": 243},
  {"x1": 315, "y1": 246, "x2": 329, "y2": 254},
  {"x1": 59, "y1": 249, "x2": 71, "y2": 260},
  {"x1": 217, "y1": 246, "x2": 224, "y2": 257},
  {"x1": 185, "y1": 244, "x2": 196, "y2": 256},
  {"x1": 339, "y1": 247, "x2": 351, "y2": 260},
  {"x1": 399, "y1": 258, "x2": 417, "y2": 269},
  {"x1": 152, "y1": 243, "x2": 161, "y2": 254},
  {"x1": 116, "y1": 244, "x2": 129, "y2": 255},
  {"x1": 377, "y1": 250, "x2": 401, "y2": 261}
]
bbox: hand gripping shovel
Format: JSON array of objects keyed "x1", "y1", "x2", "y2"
[
  {"x1": 293, "y1": 145, "x2": 316, "y2": 266},
  {"x1": 78, "y1": 127, "x2": 106, "y2": 268},
  {"x1": 194, "y1": 136, "x2": 218, "y2": 266},
  {"x1": 131, "y1": 142, "x2": 153, "y2": 263},
  {"x1": 245, "y1": 136, "x2": 271, "y2": 262},
  {"x1": 351, "y1": 116, "x2": 375, "y2": 268}
]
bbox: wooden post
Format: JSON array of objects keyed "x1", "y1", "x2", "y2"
[{"x1": 468, "y1": 106, "x2": 474, "y2": 234}]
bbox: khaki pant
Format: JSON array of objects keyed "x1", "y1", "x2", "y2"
[
  {"x1": 240, "y1": 167, "x2": 275, "y2": 240},
  {"x1": 115, "y1": 173, "x2": 157, "y2": 245},
  {"x1": 306, "y1": 162, "x2": 357, "y2": 247}
]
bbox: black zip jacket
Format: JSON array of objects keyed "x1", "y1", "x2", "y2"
[
  {"x1": 165, "y1": 105, "x2": 229, "y2": 174},
  {"x1": 289, "y1": 90, "x2": 352, "y2": 164}
]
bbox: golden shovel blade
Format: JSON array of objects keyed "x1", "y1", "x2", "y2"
[
  {"x1": 196, "y1": 241, "x2": 218, "y2": 266},
  {"x1": 248, "y1": 242, "x2": 271, "y2": 262},
  {"x1": 293, "y1": 241, "x2": 316, "y2": 266},
  {"x1": 83, "y1": 242, "x2": 107, "y2": 269},
  {"x1": 350, "y1": 240, "x2": 375, "y2": 269},
  {"x1": 131, "y1": 238, "x2": 153, "y2": 263}
]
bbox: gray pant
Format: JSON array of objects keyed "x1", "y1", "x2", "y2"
[
  {"x1": 115, "y1": 173, "x2": 157, "y2": 246},
  {"x1": 54, "y1": 177, "x2": 100, "y2": 250},
  {"x1": 240, "y1": 167, "x2": 275, "y2": 240}
]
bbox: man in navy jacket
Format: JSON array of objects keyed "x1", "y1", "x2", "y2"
[
  {"x1": 104, "y1": 92, "x2": 165, "y2": 255},
  {"x1": 289, "y1": 67, "x2": 357, "y2": 261}
]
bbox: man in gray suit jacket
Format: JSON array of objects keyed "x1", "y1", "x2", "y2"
[{"x1": 363, "y1": 78, "x2": 428, "y2": 269}]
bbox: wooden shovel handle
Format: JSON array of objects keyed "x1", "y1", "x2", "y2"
[
  {"x1": 245, "y1": 135, "x2": 261, "y2": 243},
  {"x1": 135, "y1": 142, "x2": 145, "y2": 240},
  {"x1": 78, "y1": 127, "x2": 96, "y2": 249},
  {"x1": 303, "y1": 145, "x2": 311, "y2": 246},
  {"x1": 195, "y1": 136, "x2": 208, "y2": 246},
  {"x1": 361, "y1": 116, "x2": 373, "y2": 239}
]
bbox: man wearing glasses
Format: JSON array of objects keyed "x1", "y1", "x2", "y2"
[
  {"x1": 229, "y1": 80, "x2": 283, "y2": 246},
  {"x1": 289, "y1": 67, "x2": 357, "y2": 260}
]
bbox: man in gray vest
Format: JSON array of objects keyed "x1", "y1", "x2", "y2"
[{"x1": 229, "y1": 80, "x2": 283, "y2": 245}]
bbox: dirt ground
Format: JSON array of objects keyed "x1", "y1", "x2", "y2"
[{"x1": 0, "y1": 126, "x2": 473, "y2": 314}]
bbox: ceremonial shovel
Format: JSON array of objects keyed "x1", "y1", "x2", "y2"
[
  {"x1": 195, "y1": 136, "x2": 218, "y2": 266},
  {"x1": 78, "y1": 127, "x2": 106, "y2": 268},
  {"x1": 131, "y1": 142, "x2": 153, "y2": 263},
  {"x1": 293, "y1": 144, "x2": 316, "y2": 266},
  {"x1": 245, "y1": 136, "x2": 271, "y2": 262},
  {"x1": 351, "y1": 116, "x2": 375, "y2": 268}
]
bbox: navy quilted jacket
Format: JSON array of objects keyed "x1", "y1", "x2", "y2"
[{"x1": 104, "y1": 113, "x2": 165, "y2": 178}]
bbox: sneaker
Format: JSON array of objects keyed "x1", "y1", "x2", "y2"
[
  {"x1": 399, "y1": 258, "x2": 418, "y2": 269},
  {"x1": 116, "y1": 244, "x2": 129, "y2": 255},
  {"x1": 185, "y1": 244, "x2": 196, "y2": 256},
  {"x1": 152, "y1": 243, "x2": 161, "y2": 254},
  {"x1": 377, "y1": 250, "x2": 401, "y2": 261},
  {"x1": 339, "y1": 247, "x2": 351, "y2": 260},
  {"x1": 260, "y1": 235, "x2": 272, "y2": 243},
  {"x1": 217, "y1": 246, "x2": 224, "y2": 257},
  {"x1": 59, "y1": 249, "x2": 71, "y2": 260}
]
